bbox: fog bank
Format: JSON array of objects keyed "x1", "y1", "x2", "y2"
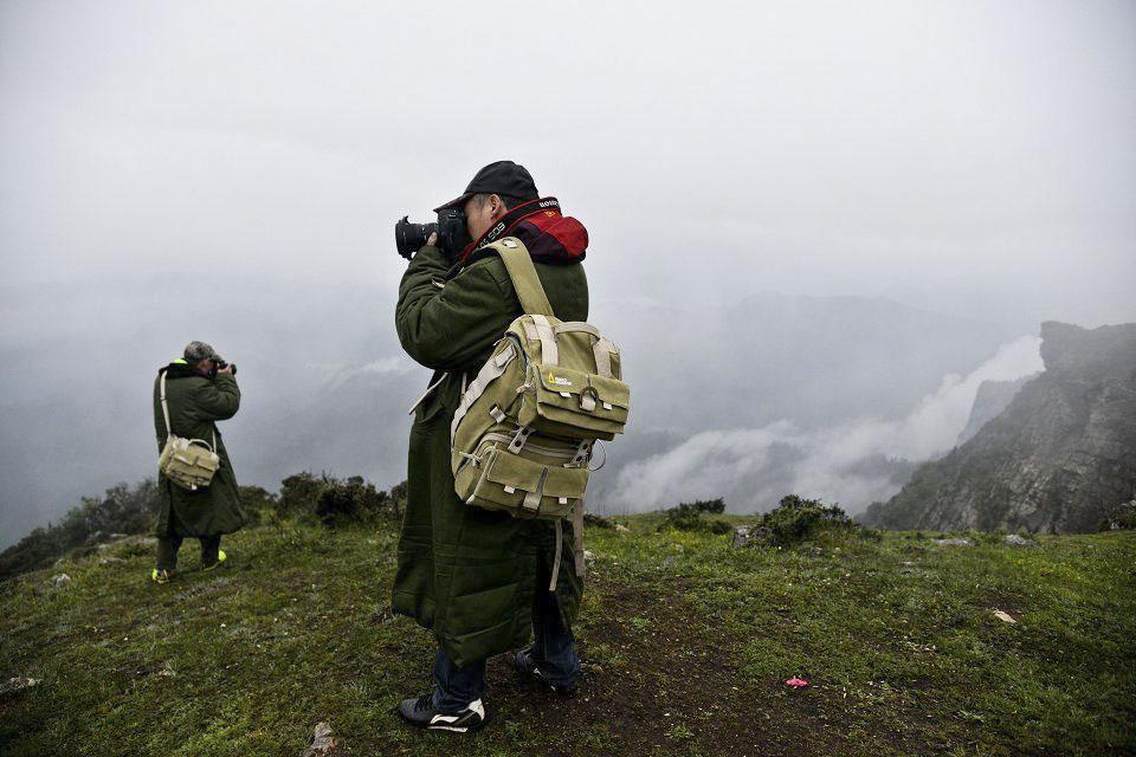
[{"x1": 604, "y1": 336, "x2": 1043, "y2": 513}]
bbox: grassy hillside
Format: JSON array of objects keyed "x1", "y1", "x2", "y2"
[{"x1": 1, "y1": 516, "x2": 1133, "y2": 755}]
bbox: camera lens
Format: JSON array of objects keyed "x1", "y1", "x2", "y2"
[{"x1": 395, "y1": 216, "x2": 437, "y2": 260}]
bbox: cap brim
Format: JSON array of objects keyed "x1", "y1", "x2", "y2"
[{"x1": 432, "y1": 192, "x2": 474, "y2": 213}]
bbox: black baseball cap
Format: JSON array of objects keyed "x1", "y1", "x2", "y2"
[{"x1": 433, "y1": 160, "x2": 539, "y2": 212}]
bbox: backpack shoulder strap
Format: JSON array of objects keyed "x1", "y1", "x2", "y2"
[{"x1": 484, "y1": 237, "x2": 555, "y2": 317}]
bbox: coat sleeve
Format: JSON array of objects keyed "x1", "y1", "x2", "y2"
[
  {"x1": 192, "y1": 374, "x2": 241, "y2": 421},
  {"x1": 395, "y1": 245, "x2": 516, "y2": 371}
]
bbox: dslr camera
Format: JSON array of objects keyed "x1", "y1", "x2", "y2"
[
  {"x1": 211, "y1": 358, "x2": 237, "y2": 377},
  {"x1": 394, "y1": 207, "x2": 471, "y2": 260}
]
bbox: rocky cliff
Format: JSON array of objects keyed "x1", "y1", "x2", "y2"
[
  {"x1": 956, "y1": 374, "x2": 1037, "y2": 445},
  {"x1": 863, "y1": 322, "x2": 1136, "y2": 533}
]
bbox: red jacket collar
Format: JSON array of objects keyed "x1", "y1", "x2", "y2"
[{"x1": 460, "y1": 197, "x2": 588, "y2": 266}]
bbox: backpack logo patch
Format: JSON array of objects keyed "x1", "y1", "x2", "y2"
[{"x1": 547, "y1": 372, "x2": 573, "y2": 387}]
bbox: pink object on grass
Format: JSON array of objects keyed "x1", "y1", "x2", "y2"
[{"x1": 784, "y1": 677, "x2": 809, "y2": 688}]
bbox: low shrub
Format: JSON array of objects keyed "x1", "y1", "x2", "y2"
[
  {"x1": 584, "y1": 512, "x2": 614, "y2": 529},
  {"x1": 239, "y1": 485, "x2": 278, "y2": 526},
  {"x1": 755, "y1": 495, "x2": 857, "y2": 547},
  {"x1": 709, "y1": 519, "x2": 733, "y2": 535},
  {"x1": 388, "y1": 481, "x2": 407, "y2": 520},
  {"x1": 277, "y1": 472, "x2": 405, "y2": 526},
  {"x1": 316, "y1": 476, "x2": 392, "y2": 526},
  {"x1": 658, "y1": 498, "x2": 727, "y2": 533},
  {"x1": 278, "y1": 472, "x2": 327, "y2": 517}
]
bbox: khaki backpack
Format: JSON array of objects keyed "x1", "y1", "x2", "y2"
[
  {"x1": 450, "y1": 236, "x2": 630, "y2": 588},
  {"x1": 158, "y1": 370, "x2": 221, "y2": 491}
]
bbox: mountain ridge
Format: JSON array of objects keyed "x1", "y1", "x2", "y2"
[{"x1": 864, "y1": 321, "x2": 1136, "y2": 532}]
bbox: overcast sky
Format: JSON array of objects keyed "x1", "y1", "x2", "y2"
[{"x1": 2, "y1": 0, "x2": 1133, "y2": 331}]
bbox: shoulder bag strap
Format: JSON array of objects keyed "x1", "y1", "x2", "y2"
[
  {"x1": 161, "y1": 369, "x2": 218, "y2": 453},
  {"x1": 487, "y1": 238, "x2": 556, "y2": 317},
  {"x1": 160, "y1": 371, "x2": 172, "y2": 438}
]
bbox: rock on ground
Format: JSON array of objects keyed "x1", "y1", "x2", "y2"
[
  {"x1": 932, "y1": 538, "x2": 973, "y2": 547},
  {"x1": 992, "y1": 609, "x2": 1018, "y2": 624},
  {"x1": 1, "y1": 677, "x2": 41, "y2": 696},
  {"x1": 301, "y1": 721, "x2": 339, "y2": 756},
  {"x1": 1003, "y1": 534, "x2": 1037, "y2": 547},
  {"x1": 731, "y1": 525, "x2": 774, "y2": 548},
  {"x1": 51, "y1": 573, "x2": 72, "y2": 587}
]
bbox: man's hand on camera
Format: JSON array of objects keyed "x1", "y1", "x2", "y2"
[
  {"x1": 217, "y1": 364, "x2": 234, "y2": 375},
  {"x1": 426, "y1": 232, "x2": 438, "y2": 247}
]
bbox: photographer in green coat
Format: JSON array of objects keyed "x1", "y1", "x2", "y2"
[
  {"x1": 393, "y1": 161, "x2": 590, "y2": 732},
  {"x1": 151, "y1": 341, "x2": 247, "y2": 583}
]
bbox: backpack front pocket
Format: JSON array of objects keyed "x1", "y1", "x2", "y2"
[
  {"x1": 457, "y1": 445, "x2": 586, "y2": 520},
  {"x1": 519, "y1": 366, "x2": 629, "y2": 440}
]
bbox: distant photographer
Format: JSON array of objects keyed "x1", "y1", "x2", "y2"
[{"x1": 151, "y1": 341, "x2": 247, "y2": 583}]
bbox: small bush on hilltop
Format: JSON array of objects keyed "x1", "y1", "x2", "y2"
[
  {"x1": 277, "y1": 472, "x2": 406, "y2": 525},
  {"x1": 388, "y1": 481, "x2": 407, "y2": 517},
  {"x1": 657, "y1": 498, "x2": 730, "y2": 533},
  {"x1": 584, "y1": 512, "x2": 614, "y2": 529},
  {"x1": 755, "y1": 494, "x2": 860, "y2": 547},
  {"x1": 316, "y1": 476, "x2": 391, "y2": 526},
  {"x1": 709, "y1": 519, "x2": 733, "y2": 535},
  {"x1": 238, "y1": 485, "x2": 278, "y2": 526},
  {"x1": 278, "y1": 472, "x2": 328, "y2": 517}
]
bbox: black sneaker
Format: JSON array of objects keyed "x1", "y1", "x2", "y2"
[
  {"x1": 397, "y1": 693, "x2": 487, "y2": 733},
  {"x1": 512, "y1": 648, "x2": 578, "y2": 696}
]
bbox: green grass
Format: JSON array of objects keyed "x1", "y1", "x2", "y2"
[{"x1": 1, "y1": 517, "x2": 1133, "y2": 755}]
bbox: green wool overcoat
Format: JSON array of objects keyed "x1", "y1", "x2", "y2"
[
  {"x1": 152, "y1": 363, "x2": 248, "y2": 538},
  {"x1": 393, "y1": 244, "x2": 588, "y2": 667}
]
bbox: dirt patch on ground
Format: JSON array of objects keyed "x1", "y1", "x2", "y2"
[{"x1": 479, "y1": 573, "x2": 852, "y2": 756}]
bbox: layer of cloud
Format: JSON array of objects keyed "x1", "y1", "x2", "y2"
[
  {"x1": 312, "y1": 356, "x2": 417, "y2": 390},
  {"x1": 604, "y1": 335, "x2": 1043, "y2": 514}
]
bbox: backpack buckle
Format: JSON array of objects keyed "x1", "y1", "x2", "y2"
[
  {"x1": 571, "y1": 440, "x2": 591, "y2": 466},
  {"x1": 508, "y1": 426, "x2": 534, "y2": 454}
]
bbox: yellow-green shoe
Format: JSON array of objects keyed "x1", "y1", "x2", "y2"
[
  {"x1": 151, "y1": 568, "x2": 175, "y2": 584},
  {"x1": 202, "y1": 549, "x2": 227, "y2": 572}
]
